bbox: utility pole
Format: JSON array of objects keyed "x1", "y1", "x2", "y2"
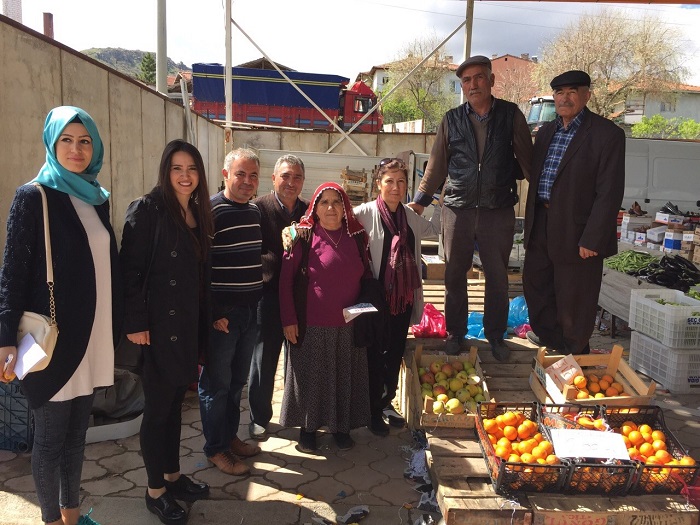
[
  {"x1": 461, "y1": 0, "x2": 474, "y2": 105},
  {"x1": 156, "y1": 0, "x2": 167, "y2": 94},
  {"x1": 225, "y1": 0, "x2": 233, "y2": 149}
]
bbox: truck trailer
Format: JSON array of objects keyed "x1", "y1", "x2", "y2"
[{"x1": 192, "y1": 63, "x2": 383, "y2": 132}]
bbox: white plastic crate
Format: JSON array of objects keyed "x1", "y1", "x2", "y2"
[
  {"x1": 629, "y1": 332, "x2": 700, "y2": 393},
  {"x1": 628, "y1": 289, "x2": 700, "y2": 347}
]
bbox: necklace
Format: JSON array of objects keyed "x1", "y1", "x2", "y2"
[{"x1": 320, "y1": 225, "x2": 343, "y2": 248}]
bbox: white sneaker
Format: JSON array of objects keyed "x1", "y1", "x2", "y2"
[
  {"x1": 383, "y1": 406, "x2": 405, "y2": 428},
  {"x1": 249, "y1": 422, "x2": 267, "y2": 441}
]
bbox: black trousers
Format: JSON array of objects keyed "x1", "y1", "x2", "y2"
[
  {"x1": 140, "y1": 365, "x2": 188, "y2": 489},
  {"x1": 523, "y1": 205, "x2": 603, "y2": 354},
  {"x1": 367, "y1": 305, "x2": 413, "y2": 418}
]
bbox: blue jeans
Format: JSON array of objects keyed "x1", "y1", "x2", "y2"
[
  {"x1": 199, "y1": 304, "x2": 258, "y2": 457},
  {"x1": 31, "y1": 393, "x2": 95, "y2": 523}
]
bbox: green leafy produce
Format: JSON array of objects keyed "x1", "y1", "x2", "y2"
[{"x1": 604, "y1": 250, "x2": 657, "y2": 273}]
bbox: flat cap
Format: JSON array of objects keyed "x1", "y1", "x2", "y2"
[
  {"x1": 550, "y1": 70, "x2": 591, "y2": 89},
  {"x1": 455, "y1": 55, "x2": 492, "y2": 78}
]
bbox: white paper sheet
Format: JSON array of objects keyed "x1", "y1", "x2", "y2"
[
  {"x1": 342, "y1": 303, "x2": 378, "y2": 323},
  {"x1": 15, "y1": 334, "x2": 49, "y2": 379},
  {"x1": 549, "y1": 428, "x2": 630, "y2": 460}
]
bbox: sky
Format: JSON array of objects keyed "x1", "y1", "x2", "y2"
[{"x1": 15, "y1": 0, "x2": 700, "y2": 86}]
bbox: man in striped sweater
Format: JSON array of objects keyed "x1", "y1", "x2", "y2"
[{"x1": 199, "y1": 148, "x2": 263, "y2": 476}]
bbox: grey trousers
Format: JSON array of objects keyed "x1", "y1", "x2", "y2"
[{"x1": 441, "y1": 205, "x2": 515, "y2": 342}]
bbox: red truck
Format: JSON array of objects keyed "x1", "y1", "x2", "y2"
[{"x1": 192, "y1": 63, "x2": 383, "y2": 132}]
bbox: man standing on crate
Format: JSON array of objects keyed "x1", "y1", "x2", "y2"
[
  {"x1": 408, "y1": 55, "x2": 532, "y2": 361},
  {"x1": 523, "y1": 70, "x2": 625, "y2": 355}
]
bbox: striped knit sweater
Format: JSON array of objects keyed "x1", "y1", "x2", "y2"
[{"x1": 210, "y1": 191, "x2": 262, "y2": 318}]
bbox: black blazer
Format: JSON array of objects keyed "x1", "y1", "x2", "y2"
[
  {"x1": 120, "y1": 190, "x2": 210, "y2": 385},
  {"x1": 0, "y1": 185, "x2": 122, "y2": 409}
]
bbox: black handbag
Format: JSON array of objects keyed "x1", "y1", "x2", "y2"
[{"x1": 114, "y1": 215, "x2": 161, "y2": 374}]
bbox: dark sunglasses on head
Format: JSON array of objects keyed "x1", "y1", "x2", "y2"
[{"x1": 379, "y1": 157, "x2": 406, "y2": 168}]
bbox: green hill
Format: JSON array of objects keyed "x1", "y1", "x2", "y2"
[{"x1": 82, "y1": 47, "x2": 190, "y2": 80}]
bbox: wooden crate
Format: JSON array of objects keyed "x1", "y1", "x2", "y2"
[
  {"x1": 400, "y1": 345, "x2": 490, "y2": 430},
  {"x1": 529, "y1": 344, "x2": 656, "y2": 406}
]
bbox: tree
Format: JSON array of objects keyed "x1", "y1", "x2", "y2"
[
  {"x1": 495, "y1": 66, "x2": 537, "y2": 114},
  {"x1": 139, "y1": 52, "x2": 156, "y2": 85},
  {"x1": 381, "y1": 35, "x2": 455, "y2": 132},
  {"x1": 632, "y1": 115, "x2": 700, "y2": 139},
  {"x1": 536, "y1": 9, "x2": 688, "y2": 119}
]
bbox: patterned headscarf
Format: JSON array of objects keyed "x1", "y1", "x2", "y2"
[
  {"x1": 32, "y1": 106, "x2": 109, "y2": 205},
  {"x1": 297, "y1": 182, "x2": 365, "y2": 236}
]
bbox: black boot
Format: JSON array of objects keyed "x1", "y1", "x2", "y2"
[
  {"x1": 297, "y1": 428, "x2": 318, "y2": 453},
  {"x1": 145, "y1": 490, "x2": 186, "y2": 524}
]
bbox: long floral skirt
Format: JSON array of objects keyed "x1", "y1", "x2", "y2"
[{"x1": 280, "y1": 325, "x2": 370, "y2": 433}]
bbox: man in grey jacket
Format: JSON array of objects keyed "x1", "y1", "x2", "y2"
[{"x1": 409, "y1": 55, "x2": 532, "y2": 361}]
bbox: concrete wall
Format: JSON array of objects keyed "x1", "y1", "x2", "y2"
[{"x1": 0, "y1": 16, "x2": 225, "y2": 259}]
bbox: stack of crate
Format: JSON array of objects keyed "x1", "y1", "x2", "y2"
[
  {"x1": 628, "y1": 288, "x2": 700, "y2": 393},
  {"x1": 340, "y1": 166, "x2": 369, "y2": 205}
]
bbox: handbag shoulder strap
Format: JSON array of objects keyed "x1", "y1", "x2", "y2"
[{"x1": 32, "y1": 183, "x2": 56, "y2": 325}]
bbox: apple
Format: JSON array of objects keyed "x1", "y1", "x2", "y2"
[
  {"x1": 467, "y1": 374, "x2": 481, "y2": 385},
  {"x1": 456, "y1": 371, "x2": 469, "y2": 383},
  {"x1": 421, "y1": 382, "x2": 434, "y2": 391},
  {"x1": 436, "y1": 393, "x2": 449, "y2": 403},
  {"x1": 421, "y1": 389, "x2": 432, "y2": 399},
  {"x1": 465, "y1": 399, "x2": 478, "y2": 413},
  {"x1": 432, "y1": 384, "x2": 447, "y2": 396},
  {"x1": 473, "y1": 393, "x2": 486, "y2": 402},
  {"x1": 434, "y1": 371, "x2": 448, "y2": 382},
  {"x1": 449, "y1": 378, "x2": 464, "y2": 392},
  {"x1": 441, "y1": 363, "x2": 454, "y2": 377},
  {"x1": 451, "y1": 361, "x2": 464, "y2": 372},
  {"x1": 418, "y1": 367, "x2": 427, "y2": 376},
  {"x1": 420, "y1": 371, "x2": 436, "y2": 385},
  {"x1": 465, "y1": 366, "x2": 476, "y2": 375},
  {"x1": 429, "y1": 360, "x2": 444, "y2": 375},
  {"x1": 437, "y1": 379, "x2": 449, "y2": 389},
  {"x1": 445, "y1": 398, "x2": 465, "y2": 414},
  {"x1": 467, "y1": 384, "x2": 480, "y2": 397},
  {"x1": 455, "y1": 388, "x2": 471, "y2": 403},
  {"x1": 433, "y1": 400, "x2": 446, "y2": 414}
]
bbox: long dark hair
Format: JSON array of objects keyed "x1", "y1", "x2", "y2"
[{"x1": 155, "y1": 139, "x2": 213, "y2": 258}]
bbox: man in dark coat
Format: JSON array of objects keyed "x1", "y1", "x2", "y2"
[
  {"x1": 248, "y1": 154, "x2": 308, "y2": 440},
  {"x1": 523, "y1": 70, "x2": 626, "y2": 355}
]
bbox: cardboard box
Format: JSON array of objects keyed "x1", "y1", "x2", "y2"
[
  {"x1": 645, "y1": 242, "x2": 662, "y2": 251},
  {"x1": 634, "y1": 232, "x2": 647, "y2": 243},
  {"x1": 645, "y1": 225, "x2": 667, "y2": 243},
  {"x1": 683, "y1": 232, "x2": 695, "y2": 242},
  {"x1": 694, "y1": 251, "x2": 700, "y2": 264},
  {"x1": 421, "y1": 254, "x2": 445, "y2": 281},
  {"x1": 529, "y1": 345, "x2": 656, "y2": 406},
  {"x1": 663, "y1": 232, "x2": 683, "y2": 250},
  {"x1": 655, "y1": 212, "x2": 685, "y2": 225}
]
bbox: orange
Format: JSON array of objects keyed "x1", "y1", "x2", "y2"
[
  {"x1": 508, "y1": 453, "x2": 522, "y2": 463},
  {"x1": 652, "y1": 440, "x2": 667, "y2": 452},
  {"x1": 495, "y1": 414, "x2": 506, "y2": 429},
  {"x1": 534, "y1": 458, "x2": 547, "y2": 473},
  {"x1": 588, "y1": 382, "x2": 601, "y2": 394},
  {"x1": 598, "y1": 379, "x2": 611, "y2": 391},
  {"x1": 593, "y1": 419, "x2": 607, "y2": 431},
  {"x1": 621, "y1": 421, "x2": 638, "y2": 433},
  {"x1": 639, "y1": 442, "x2": 654, "y2": 457},
  {"x1": 628, "y1": 447, "x2": 641, "y2": 459},
  {"x1": 628, "y1": 430, "x2": 645, "y2": 447},
  {"x1": 654, "y1": 450, "x2": 673, "y2": 464},
  {"x1": 651, "y1": 430, "x2": 666, "y2": 442},
  {"x1": 576, "y1": 391, "x2": 590, "y2": 400},
  {"x1": 531, "y1": 446, "x2": 547, "y2": 461},
  {"x1": 488, "y1": 434, "x2": 498, "y2": 444},
  {"x1": 519, "y1": 439, "x2": 536, "y2": 454},
  {"x1": 510, "y1": 441, "x2": 521, "y2": 454},
  {"x1": 577, "y1": 416, "x2": 595, "y2": 429},
  {"x1": 642, "y1": 432, "x2": 653, "y2": 444},
  {"x1": 494, "y1": 445, "x2": 510, "y2": 459},
  {"x1": 679, "y1": 456, "x2": 697, "y2": 466},
  {"x1": 503, "y1": 425, "x2": 518, "y2": 441},
  {"x1": 573, "y1": 375, "x2": 587, "y2": 389},
  {"x1": 594, "y1": 393, "x2": 605, "y2": 399},
  {"x1": 497, "y1": 437, "x2": 512, "y2": 450},
  {"x1": 587, "y1": 373, "x2": 600, "y2": 384},
  {"x1": 638, "y1": 424, "x2": 653, "y2": 435},
  {"x1": 483, "y1": 418, "x2": 498, "y2": 434},
  {"x1": 601, "y1": 374, "x2": 615, "y2": 384},
  {"x1": 533, "y1": 432, "x2": 544, "y2": 443},
  {"x1": 622, "y1": 436, "x2": 632, "y2": 448},
  {"x1": 502, "y1": 411, "x2": 518, "y2": 427},
  {"x1": 520, "y1": 452, "x2": 534, "y2": 463},
  {"x1": 545, "y1": 454, "x2": 560, "y2": 465},
  {"x1": 539, "y1": 440, "x2": 554, "y2": 455},
  {"x1": 605, "y1": 386, "x2": 620, "y2": 397},
  {"x1": 517, "y1": 423, "x2": 532, "y2": 440},
  {"x1": 611, "y1": 382, "x2": 624, "y2": 394}
]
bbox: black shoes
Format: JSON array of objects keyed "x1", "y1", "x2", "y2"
[
  {"x1": 490, "y1": 339, "x2": 511, "y2": 362},
  {"x1": 145, "y1": 490, "x2": 186, "y2": 524},
  {"x1": 369, "y1": 415, "x2": 390, "y2": 436},
  {"x1": 334, "y1": 432, "x2": 355, "y2": 451},
  {"x1": 163, "y1": 475, "x2": 209, "y2": 502},
  {"x1": 297, "y1": 428, "x2": 318, "y2": 454},
  {"x1": 382, "y1": 406, "x2": 406, "y2": 428}
]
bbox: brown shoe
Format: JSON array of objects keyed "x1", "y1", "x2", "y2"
[
  {"x1": 209, "y1": 451, "x2": 250, "y2": 475},
  {"x1": 230, "y1": 436, "x2": 261, "y2": 458}
]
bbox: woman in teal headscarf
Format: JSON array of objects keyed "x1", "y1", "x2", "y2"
[{"x1": 0, "y1": 106, "x2": 121, "y2": 525}]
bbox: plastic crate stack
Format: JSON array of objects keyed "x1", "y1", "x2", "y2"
[
  {"x1": 0, "y1": 381, "x2": 33, "y2": 452},
  {"x1": 628, "y1": 288, "x2": 700, "y2": 393}
]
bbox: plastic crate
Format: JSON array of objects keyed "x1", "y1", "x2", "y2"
[
  {"x1": 563, "y1": 458, "x2": 637, "y2": 496},
  {"x1": 629, "y1": 332, "x2": 700, "y2": 393},
  {"x1": 604, "y1": 405, "x2": 699, "y2": 495},
  {"x1": 475, "y1": 402, "x2": 569, "y2": 494},
  {"x1": 628, "y1": 289, "x2": 700, "y2": 348},
  {"x1": 0, "y1": 381, "x2": 33, "y2": 452}
]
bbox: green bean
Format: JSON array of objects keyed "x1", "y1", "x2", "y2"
[{"x1": 604, "y1": 250, "x2": 657, "y2": 273}]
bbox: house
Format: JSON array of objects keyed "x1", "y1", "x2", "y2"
[
  {"x1": 624, "y1": 83, "x2": 700, "y2": 124},
  {"x1": 357, "y1": 53, "x2": 538, "y2": 111}
]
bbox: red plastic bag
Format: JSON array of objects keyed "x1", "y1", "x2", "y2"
[
  {"x1": 411, "y1": 303, "x2": 447, "y2": 338},
  {"x1": 514, "y1": 323, "x2": 532, "y2": 339}
]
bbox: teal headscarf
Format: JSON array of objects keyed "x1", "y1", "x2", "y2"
[{"x1": 32, "y1": 106, "x2": 110, "y2": 205}]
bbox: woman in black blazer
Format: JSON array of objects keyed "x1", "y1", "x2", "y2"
[{"x1": 120, "y1": 140, "x2": 213, "y2": 525}]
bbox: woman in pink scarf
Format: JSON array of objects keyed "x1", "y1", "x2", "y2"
[{"x1": 279, "y1": 182, "x2": 371, "y2": 453}]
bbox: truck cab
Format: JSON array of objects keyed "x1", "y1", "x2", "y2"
[
  {"x1": 339, "y1": 81, "x2": 383, "y2": 133},
  {"x1": 527, "y1": 95, "x2": 556, "y2": 136}
]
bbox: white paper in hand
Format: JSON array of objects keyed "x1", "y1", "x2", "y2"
[
  {"x1": 342, "y1": 303, "x2": 378, "y2": 323},
  {"x1": 15, "y1": 333, "x2": 49, "y2": 379}
]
